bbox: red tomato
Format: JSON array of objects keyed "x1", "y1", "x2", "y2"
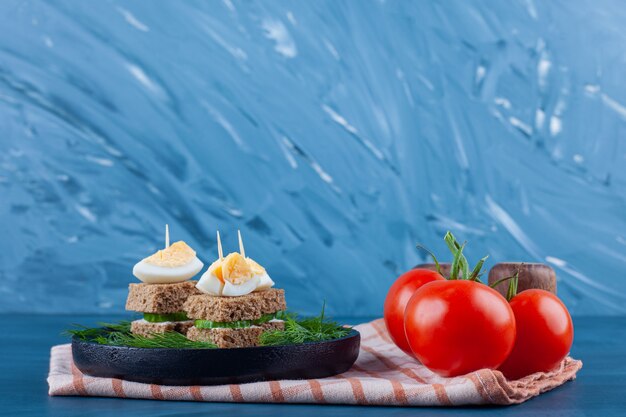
[
  {"x1": 404, "y1": 280, "x2": 516, "y2": 377},
  {"x1": 498, "y1": 289, "x2": 573, "y2": 380},
  {"x1": 384, "y1": 269, "x2": 445, "y2": 355}
]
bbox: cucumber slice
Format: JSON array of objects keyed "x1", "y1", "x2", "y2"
[
  {"x1": 143, "y1": 312, "x2": 189, "y2": 323},
  {"x1": 194, "y1": 319, "x2": 252, "y2": 329},
  {"x1": 274, "y1": 310, "x2": 288, "y2": 320},
  {"x1": 194, "y1": 311, "x2": 286, "y2": 329}
]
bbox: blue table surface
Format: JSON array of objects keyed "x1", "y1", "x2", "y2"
[{"x1": 1, "y1": 314, "x2": 625, "y2": 417}]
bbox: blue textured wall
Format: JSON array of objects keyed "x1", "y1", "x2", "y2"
[{"x1": 2, "y1": 1, "x2": 626, "y2": 316}]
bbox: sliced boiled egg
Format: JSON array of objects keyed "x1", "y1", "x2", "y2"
[
  {"x1": 220, "y1": 252, "x2": 259, "y2": 296},
  {"x1": 221, "y1": 252, "x2": 252, "y2": 284},
  {"x1": 133, "y1": 241, "x2": 203, "y2": 284},
  {"x1": 197, "y1": 252, "x2": 261, "y2": 297},
  {"x1": 196, "y1": 247, "x2": 276, "y2": 296},
  {"x1": 222, "y1": 274, "x2": 261, "y2": 296},
  {"x1": 246, "y1": 257, "x2": 275, "y2": 291},
  {"x1": 255, "y1": 272, "x2": 275, "y2": 291},
  {"x1": 196, "y1": 259, "x2": 225, "y2": 295}
]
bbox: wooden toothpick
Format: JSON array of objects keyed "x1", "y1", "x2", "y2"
[
  {"x1": 217, "y1": 230, "x2": 224, "y2": 260},
  {"x1": 165, "y1": 224, "x2": 170, "y2": 248},
  {"x1": 238, "y1": 229, "x2": 246, "y2": 258}
]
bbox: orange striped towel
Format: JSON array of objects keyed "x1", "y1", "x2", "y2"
[{"x1": 48, "y1": 318, "x2": 582, "y2": 406}]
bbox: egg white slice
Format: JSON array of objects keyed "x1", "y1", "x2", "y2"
[
  {"x1": 196, "y1": 270, "x2": 225, "y2": 295},
  {"x1": 255, "y1": 272, "x2": 275, "y2": 291},
  {"x1": 133, "y1": 257, "x2": 203, "y2": 284},
  {"x1": 222, "y1": 274, "x2": 261, "y2": 297}
]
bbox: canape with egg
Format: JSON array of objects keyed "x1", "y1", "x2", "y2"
[
  {"x1": 125, "y1": 227, "x2": 204, "y2": 337},
  {"x1": 184, "y1": 231, "x2": 287, "y2": 348}
]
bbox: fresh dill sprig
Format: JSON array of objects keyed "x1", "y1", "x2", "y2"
[
  {"x1": 65, "y1": 321, "x2": 132, "y2": 341},
  {"x1": 66, "y1": 321, "x2": 216, "y2": 349},
  {"x1": 102, "y1": 331, "x2": 217, "y2": 349},
  {"x1": 260, "y1": 302, "x2": 351, "y2": 346},
  {"x1": 66, "y1": 303, "x2": 350, "y2": 349}
]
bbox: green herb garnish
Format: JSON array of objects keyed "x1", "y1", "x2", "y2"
[
  {"x1": 65, "y1": 321, "x2": 132, "y2": 341},
  {"x1": 66, "y1": 305, "x2": 350, "y2": 349},
  {"x1": 100, "y1": 330, "x2": 217, "y2": 349},
  {"x1": 260, "y1": 303, "x2": 351, "y2": 346},
  {"x1": 66, "y1": 321, "x2": 216, "y2": 349}
]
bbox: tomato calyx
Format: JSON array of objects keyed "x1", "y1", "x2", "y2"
[
  {"x1": 488, "y1": 266, "x2": 522, "y2": 301},
  {"x1": 415, "y1": 243, "x2": 444, "y2": 276},
  {"x1": 417, "y1": 231, "x2": 488, "y2": 282},
  {"x1": 506, "y1": 274, "x2": 519, "y2": 301},
  {"x1": 416, "y1": 231, "x2": 523, "y2": 299}
]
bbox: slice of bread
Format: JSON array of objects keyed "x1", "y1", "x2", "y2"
[
  {"x1": 186, "y1": 321, "x2": 285, "y2": 348},
  {"x1": 183, "y1": 288, "x2": 287, "y2": 322},
  {"x1": 125, "y1": 281, "x2": 200, "y2": 314},
  {"x1": 130, "y1": 319, "x2": 194, "y2": 337}
]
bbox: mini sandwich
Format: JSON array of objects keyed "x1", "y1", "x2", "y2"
[
  {"x1": 125, "y1": 226, "x2": 204, "y2": 337},
  {"x1": 184, "y1": 231, "x2": 287, "y2": 348}
]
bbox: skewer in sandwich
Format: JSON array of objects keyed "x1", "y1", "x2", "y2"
[
  {"x1": 185, "y1": 231, "x2": 287, "y2": 348},
  {"x1": 125, "y1": 225, "x2": 204, "y2": 337}
]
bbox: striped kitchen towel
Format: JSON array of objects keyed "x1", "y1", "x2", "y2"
[{"x1": 48, "y1": 318, "x2": 582, "y2": 406}]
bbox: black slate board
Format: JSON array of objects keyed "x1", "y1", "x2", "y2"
[{"x1": 72, "y1": 329, "x2": 360, "y2": 386}]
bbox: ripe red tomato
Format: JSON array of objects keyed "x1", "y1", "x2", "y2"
[
  {"x1": 498, "y1": 289, "x2": 573, "y2": 380},
  {"x1": 404, "y1": 280, "x2": 516, "y2": 377},
  {"x1": 384, "y1": 269, "x2": 445, "y2": 355}
]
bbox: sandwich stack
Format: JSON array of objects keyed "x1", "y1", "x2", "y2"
[
  {"x1": 126, "y1": 281, "x2": 199, "y2": 336},
  {"x1": 125, "y1": 226, "x2": 204, "y2": 337},
  {"x1": 185, "y1": 231, "x2": 287, "y2": 348},
  {"x1": 184, "y1": 289, "x2": 286, "y2": 348}
]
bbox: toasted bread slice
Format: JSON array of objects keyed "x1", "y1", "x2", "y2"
[
  {"x1": 125, "y1": 281, "x2": 200, "y2": 314},
  {"x1": 186, "y1": 321, "x2": 285, "y2": 348},
  {"x1": 183, "y1": 288, "x2": 286, "y2": 322},
  {"x1": 130, "y1": 319, "x2": 194, "y2": 337}
]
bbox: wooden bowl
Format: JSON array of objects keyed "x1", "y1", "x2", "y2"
[{"x1": 488, "y1": 263, "x2": 557, "y2": 297}]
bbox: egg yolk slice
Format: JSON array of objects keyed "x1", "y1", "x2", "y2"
[
  {"x1": 143, "y1": 241, "x2": 196, "y2": 268},
  {"x1": 208, "y1": 259, "x2": 225, "y2": 283},
  {"x1": 221, "y1": 252, "x2": 253, "y2": 284}
]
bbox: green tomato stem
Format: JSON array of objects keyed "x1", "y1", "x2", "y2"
[
  {"x1": 417, "y1": 231, "x2": 491, "y2": 284},
  {"x1": 416, "y1": 243, "x2": 443, "y2": 276}
]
